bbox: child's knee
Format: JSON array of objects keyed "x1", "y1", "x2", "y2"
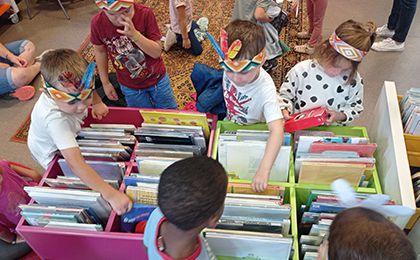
[
  {"x1": 190, "y1": 45, "x2": 203, "y2": 56},
  {"x1": 23, "y1": 41, "x2": 36, "y2": 56}
]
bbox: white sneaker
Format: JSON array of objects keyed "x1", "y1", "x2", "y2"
[
  {"x1": 371, "y1": 38, "x2": 405, "y2": 52},
  {"x1": 376, "y1": 24, "x2": 395, "y2": 38},
  {"x1": 163, "y1": 28, "x2": 177, "y2": 52}
]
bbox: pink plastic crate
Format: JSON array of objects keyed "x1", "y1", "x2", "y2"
[{"x1": 17, "y1": 106, "x2": 217, "y2": 259}]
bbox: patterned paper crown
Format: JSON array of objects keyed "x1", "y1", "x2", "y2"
[
  {"x1": 95, "y1": 0, "x2": 134, "y2": 11},
  {"x1": 206, "y1": 29, "x2": 265, "y2": 73},
  {"x1": 43, "y1": 62, "x2": 96, "y2": 104},
  {"x1": 329, "y1": 31, "x2": 367, "y2": 62}
]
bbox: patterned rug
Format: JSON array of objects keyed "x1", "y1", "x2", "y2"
[{"x1": 10, "y1": 0, "x2": 308, "y2": 143}]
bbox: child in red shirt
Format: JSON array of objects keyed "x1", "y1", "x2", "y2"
[{"x1": 91, "y1": 0, "x2": 178, "y2": 108}]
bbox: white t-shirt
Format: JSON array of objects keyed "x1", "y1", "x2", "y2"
[
  {"x1": 278, "y1": 59, "x2": 364, "y2": 124},
  {"x1": 143, "y1": 208, "x2": 215, "y2": 260},
  {"x1": 223, "y1": 67, "x2": 283, "y2": 125},
  {"x1": 28, "y1": 93, "x2": 86, "y2": 169}
]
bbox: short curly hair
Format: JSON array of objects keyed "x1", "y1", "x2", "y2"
[{"x1": 158, "y1": 156, "x2": 228, "y2": 231}]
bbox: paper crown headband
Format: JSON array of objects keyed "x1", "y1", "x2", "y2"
[
  {"x1": 95, "y1": 0, "x2": 134, "y2": 11},
  {"x1": 329, "y1": 31, "x2": 367, "y2": 62},
  {"x1": 43, "y1": 62, "x2": 96, "y2": 104},
  {"x1": 207, "y1": 29, "x2": 265, "y2": 73}
]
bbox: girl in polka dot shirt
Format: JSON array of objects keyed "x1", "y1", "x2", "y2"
[{"x1": 279, "y1": 20, "x2": 376, "y2": 125}]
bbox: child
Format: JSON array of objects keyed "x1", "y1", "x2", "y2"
[
  {"x1": 144, "y1": 156, "x2": 227, "y2": 259},
  {"x1": 0, "y1": 40, "x2": 40, "y2": 100},
  {"x1": 165, "y1": 0, "x2": 203, "y2": 56},
  {"x1": 91, "y1": 0, "x2": 177, "y2": 109},
  {"x1": 0, "y1": 160, "x2": 40, "y2": 259},
  {"x1": 279, "y1": 20, "x2": 376, "y2": 125},
  {"x1": 294, "y1": 0, "x2": 328, "y2": 54},
  {"x1": 27, "y1": 49, "x2": 132, "y2": 215},
  {"x1": 220, "y1": 20, "x2": 284, "y2": 192},
  {"x1": 317, "y1": 207, "x2": 416, "y2": 260},
  {"x1": 232, "y1": 0, "x2": 284, "y2": 71}
]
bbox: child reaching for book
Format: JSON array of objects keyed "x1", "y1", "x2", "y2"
[
  {"x1": 216, "y1": 20, "x2": 284, "y2": 192},
  {"x1": 165, "y1": 0, "x2": 203, "y2": 56},
  {"x1": 27, "y1": 49, "x2": 132, "y2": 216},
  {"x1": 0, "y1": 160, "x2": 40, "y2": 259},
  {"x1": 279, "y1": 20, "x2": 376, "y2": 125},
  {"x1": 144, "y1": 156, "x2": 227, "y2": 259},
  {"x1": 91, "y1": 0, "x2": 177, "y2": 109},
  {"x1": 317, "y1": 207, "x2": 416, "y2": 260}
]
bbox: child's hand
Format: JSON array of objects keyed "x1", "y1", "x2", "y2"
[
  {"x1": 9, "y1": 55, "x2": 28, "y2": 67},
  {"x1": 326, "y1": 109, "x2": 347, "y2": 125},
  {"x1": 92, "y1": 102, "x2": 109, "y2": 120},
  {"x1": 252, "y1": 169, "x2": 269, "y2": 192},
  {"x1": 106, "y1": 190, "x2": 133, "y2": 215},
  {"x1": 103, "y1": 82, "x2": 119, "y2": 101},
  {"x1": 117, "y1": 14, "x2": 140, "y2": 41},
  {"x1": 182, "y1": 38, "x2": 191, "y2": 49},
  {"x1": 282, "y1": 109, "x2": 291, "y2": 120}
]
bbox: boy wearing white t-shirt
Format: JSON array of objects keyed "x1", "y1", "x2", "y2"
[
  {"x1": 221, "y1": 20, "x2": 284, "y2": 193},
  {"x1": 28, "y1": 49, "x2": 132, "y2": 215}
]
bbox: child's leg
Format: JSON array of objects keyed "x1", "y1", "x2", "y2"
[
  {"x1": 175, "y1": 22, "x2": 203, "y2": 56},
  {"x1": 0, "y1": 239, "x2": 32, "y2": 259},
  {"x1": 307, "y1": 0, "x2": 328, "y2": 47},
  {"x1": 9, "y1": 62, "x2": 41, "y2": 88},
  {"x1": 306, "y1": 0, "x2": 315, "y2": 34},
  {"x1": 387, "y1": 0, "x2": 402, "y2": 30},
  {"x1": 149, "y1": 73, "x2": 178, "y2": 109},
  {"x1": 392, "y1": 0, "x2": 417, "y2": 43},
  {"x1": 120, "y1": 84, "x2": 154, "y2": 108},
  {"x1": 17, "y1": 40, "x2": 37, "y2": 65}
]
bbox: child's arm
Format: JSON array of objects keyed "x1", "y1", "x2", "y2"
[
  {"x1": 10, "y1": 164, "x2": 41, "y2": 182},
  {"x1": 93, "y1": 44, "x2": 119, "y2": 101},
  {"x1": 278, "y1": 68, "x2": 299, "y2": 119},
  {"x1": 60, "y1": 147, "x2": 133, "y2": 215},
  {"x1": 176, "y1": 5, "x2": 191, "y2": 49},
  {"x1": 254, "y1": 7, "x2": 273, "y2": 22},
  {"x1": 252, "y1": 119, "x2": 284, "y2": 192},
  {"x1": 91, "y1": 90, "x2": 109, "y2": 120},
  {"x1": 118, "y1": 15, "x2": 162, "y2": 59}
]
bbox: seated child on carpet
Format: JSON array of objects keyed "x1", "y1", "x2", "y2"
[
  {"x1": 219, "y1": 20, "x2": 284, "y2": 192},
  {"x1": 0, "y1": 41, "x2": 40, "y2": 101},
  {"x1": 0, "y1": 160, "x2": 40, "y2": 259},
  {"x1": 27, "y1": 49, "x2": 132, "y2": 215},
  {"x1": 232, "y1": 0, "x2": 285, "y2": 72},
  {"x1": 91, "y1": 0, "x2": 177, "y2": 109},
  {"x1": 165, "y1": 0, "x2": 203, "y2": 56},
  {"x1": 279, "y1": 20, "x2": 376, "y2": 125},
  {"x1": 318, "y1": 207, "x2": 416, "y2": 260},
  {"x1": 144, "y1": 156, "x2": 227, "y2": 259}
]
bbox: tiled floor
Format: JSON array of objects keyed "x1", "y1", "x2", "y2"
[{"x1": 0, "y1": 0, "x2": 419, "y2": 172}]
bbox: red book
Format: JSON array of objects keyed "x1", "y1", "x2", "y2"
[
  {"x1": 309, "y1": 142, "x2": 377, "y2": 157},
  {"x1": 285, "y1": 107, "x2": 328, "y2": 133}
]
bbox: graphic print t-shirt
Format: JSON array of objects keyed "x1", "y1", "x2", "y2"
[
  {"x1": 90, "y1": 4, "x2": 166, "y2": 89},
  {"x1": 222, "y1": 68, "x2": 283, "y2": 125}
]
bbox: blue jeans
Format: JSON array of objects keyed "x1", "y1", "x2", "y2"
[
  {"x1": 387, "y1": 0, "x2": 418, "y2": 42},
  {"x1": 176, "y1": 21, "x2": 203, "y2": 56},
  {"x1": 0, "y1": 40, "x2": 29, "y2": 95},
  {"x1": 120, "y1": 73, "x2": 178, "y2": 109}
]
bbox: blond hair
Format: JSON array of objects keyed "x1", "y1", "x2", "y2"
[
  {"x1": 224, "y1": 20, "x2": 266, "y2": 61},
  {"x1": 40, "y1": 49, "x2": 88, "y2": 91},
  {"x1": 313, "y1": 20, "x2": 376, "y2": 84}
]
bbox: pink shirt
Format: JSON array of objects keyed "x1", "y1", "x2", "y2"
[{"x1": 169, "y1": 0, "x2": 193, "y2": 35}]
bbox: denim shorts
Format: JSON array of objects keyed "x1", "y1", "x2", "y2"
[
  {"x1": 0, "y1": 40, "x2": 29, "y2": 95},
  {"x1": 120, "y1": 73, "x2": 178, "y2": 109}
]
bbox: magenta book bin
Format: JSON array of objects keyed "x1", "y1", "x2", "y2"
[{"x1": 16, "y1": 106, "x2": 217, "y2": 260}]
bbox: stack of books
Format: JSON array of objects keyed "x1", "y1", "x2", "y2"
[
  {"x1": 77, "y1": 124, "x2": 136, "y2": 161},
  {"x1": 400, "y1": 88, "x2": 420, "y2": 135},
  {"x1": 217, "y1": 130, "x2": 292, "y2": 182},
  {"x1": 22, "y1": 186, "x2": 112, "y2": 231},
  {"x1": 58, "y1": 159, "x2": 125, "y2": 183},
  {"x1": 413, "y1": 171, "x2": 420, "y2": 207},
  {"x1": 294, "y1": 130, "x2": 377, "y2": 186},
  {"x1": 204, "y1": 187, "x2": 293, "y2": 259}
]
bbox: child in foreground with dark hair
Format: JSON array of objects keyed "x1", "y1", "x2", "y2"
[
  {"x1": 220, "y1": 20, "x2": 284, "y2": 193},
  {"x1": 279, "y1": 19, "x2": 376, "y2": 125},
  {"x1": 143, "y1": 156, "x2": 228, "y2": 259},
  {"x1": 317, "y1": 207, "x2": 416, "y2": 260}
]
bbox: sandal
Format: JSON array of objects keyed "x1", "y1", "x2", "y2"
[
  {"x1": 294, "y1": 44, "x2": 315, "y2": 55},
  {"x1": 10, "y1": 85, "x2": 35, "y2": 101}
]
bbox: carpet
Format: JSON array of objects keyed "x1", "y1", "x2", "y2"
[{"x1": 10, "y1": 0, "x2": 308, "y2": 144}]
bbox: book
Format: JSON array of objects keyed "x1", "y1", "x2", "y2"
[
  {"x1": 139, "y1": 109, "x2": 210, "y2": 138},
  {"x1": 298, "y1": 162, "x2": 365, "y2": 185},
  {"x1": 228, "y1": 182, "x2": 285, "y2": 197},
  {"x1": 309, "y1": 142, "x2": 377, "y2": 157},
  {"x1": 285, "y1": 107, "x2": 328, "y2": 132},
  {"x1": 59, "y1": 159, "x2": 125, "y2": 181},
  {"x1": 45, "y1": 176, "x2": 119, "y2": 190},
  {"x1": 121, "y1": 203, "x2": 157, "y2": 233}
]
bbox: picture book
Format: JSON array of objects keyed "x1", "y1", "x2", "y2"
[
  {"x1": 285, "y1": 107, "x2": 328, "y2": 133},
  {"x1": 298, "y1": 162, "x2": 365, "y2": 185}
]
